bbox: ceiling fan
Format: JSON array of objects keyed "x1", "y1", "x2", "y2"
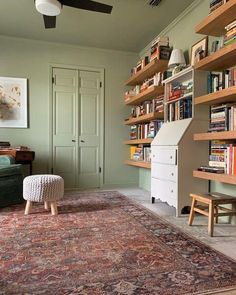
[{"x1": 35, "y1": 0, "x2": 113, "y2": 29}]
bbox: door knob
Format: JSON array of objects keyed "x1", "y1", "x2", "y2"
[
  {"x1": 72, "y1": 140, "x2": 76, "y2": 142},
  {"x1": 80, "y1": 140, "x2": 85, "y2": 143}
]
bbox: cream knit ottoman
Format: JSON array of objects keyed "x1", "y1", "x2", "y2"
[{"x1": 23, "y1": 175, "x2": 64, "y2": 215}]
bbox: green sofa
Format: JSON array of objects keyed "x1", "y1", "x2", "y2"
[{"x1": 0, "y1": 155, "x2": 24, "y2": 207}]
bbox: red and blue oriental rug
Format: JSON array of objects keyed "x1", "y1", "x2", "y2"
[{"x1": 0, "y1": 191, "x2": 236, "y2": 294}]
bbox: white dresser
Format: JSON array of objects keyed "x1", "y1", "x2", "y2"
[{"x1": 151, "y1": 118, "x2": 209, "y2": 216}]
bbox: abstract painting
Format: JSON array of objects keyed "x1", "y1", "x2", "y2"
[{"x1": 0, "y1": 77, "x2": 28, "y2": 128}]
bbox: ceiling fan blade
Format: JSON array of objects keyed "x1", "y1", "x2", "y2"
[
  {"x1": 43, "y1": 15, "x2": 57, "y2": 29},
  {"x1": 61, "y1": 0, "x2": 112, "y2": 14}
]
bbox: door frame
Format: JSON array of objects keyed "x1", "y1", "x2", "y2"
[{"x1": 49, "y1": 63, "x2": 105, "y2": 189}]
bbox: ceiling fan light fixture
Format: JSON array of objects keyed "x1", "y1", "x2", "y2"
[{"x1": 35, "y1": 0, "x2": 62, "y2": 16}]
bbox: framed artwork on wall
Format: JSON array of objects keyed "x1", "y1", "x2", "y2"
[
  {"x1": 0, "y1": 77, "x2": 28, "y2": 128},
  {"x1": 190, "y1": 37, "x2": 208, "y2": 66}
]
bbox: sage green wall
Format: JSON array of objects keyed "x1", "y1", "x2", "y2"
[
  {"x1": 139, "y1": 0, "x2": 236, "y2": 196},
  {"x1": 0, "y1": 35, "x2": 139, "y2": 187}
]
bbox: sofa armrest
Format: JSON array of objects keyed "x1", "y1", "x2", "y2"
[{"x1": 0, "y1": 155, "x2": 15, "y2": 165}]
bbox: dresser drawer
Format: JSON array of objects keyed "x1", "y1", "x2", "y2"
[
  {"x1": 151, "y1": 178, "x2": 177, "y2": 208},
  {"x1": 151, "y1": 146, "x2": 177, "y2": 165},
  {"x1": 151, "y1": 163, "x2": 177, "y2": 182}
]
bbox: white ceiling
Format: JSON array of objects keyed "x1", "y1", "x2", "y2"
[{"x1": 0, "y1": 0, "x2": 196, "y2": 52}]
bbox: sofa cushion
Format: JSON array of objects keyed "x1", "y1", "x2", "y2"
[
  {"x1": 0, "y1": 164, "x2": 22, "y2": 177},
  {"x1": 0, "y1": 155, "x2": 15, "y2": 165}
]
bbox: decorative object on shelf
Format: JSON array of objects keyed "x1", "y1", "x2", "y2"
[
  {"x1": 168, "y1": 49, "x2": 186, "y2": 75},
  {"x1": 190, "y1": 37, "x2": 208, "y2": 66},
  {"x1": 0, "y1": 77, "x2": 28, "y2": 128}
]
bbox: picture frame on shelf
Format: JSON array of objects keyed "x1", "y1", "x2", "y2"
[
  {"x1": 0, "y1": 77, "x2": 28, "y2": 128},
  {"x1": 190, "y1": 37, "x2": 208, "y2": 66}
]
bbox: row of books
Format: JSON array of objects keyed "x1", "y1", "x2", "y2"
[
  {"x1": 130, "y1": 146, "x2": 151, "y2": 162},
  {"x1": 130, "y1": 97, "x2": 164, "y2": 118},
  {"x1": 130, "y1": 120, "x2": 163, "y2": 140},
  {"x1": 125, "y1": 72, "x2": 166, "y2": 100},
  {"x1": 207, "y1": 141, "x2": 236, "y2": 175},
  {"x1": 166, "y1": 80, "x2": 193, "y2": 102},
  {"x1": 167, "y1": 97, "x2": 192, "y2": 122},
  {"x1": 130, "y1": 36, "x2": 170, "y2": 76},
  {"x1": 209, "y1": 103, "x2": 236, "y2": 132},
  {"x1": 207, "y1": 67, "x2": 236, "y2": 93},
  {"x1": 209, "y1": 0, "x2": 228, "y2": 14},
  {"x1": 224, "y1": 19, "x2": 236, "y2": 46}
]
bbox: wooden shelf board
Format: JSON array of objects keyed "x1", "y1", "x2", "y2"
[
  {"x1": 125, "y1": 59, "x2": 168, "y2": 86},
  {"x1": 124, "y1": 112, "x2": 164, "y2": 125},
  {"x1": 125, "y1": 160, "x2": 151, "y2": 169},
  {"x1": 193, "y1": 170, "x2": 236, "y2": 185},
  {"x1": 125, "y1": 86, "x2": 164, "y2": 105},
  {"x1": 194, "y1": 131, "x2": 236, "y2": 141},
  {"x1": 194, "y1": 86, "x2": 236, "y2": 105},
  {"x1": 195, "y1": 0, "x2": 236, "y2": 36},
  {"x1": 194, "y1": 43, "x2": 236, "y2": 71},
  {"x1": 124, "y1": 138, "x2": 153, "y2": 145}
]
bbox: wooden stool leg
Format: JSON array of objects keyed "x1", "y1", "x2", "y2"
[
  {"x1": 50, "y1": 201, "x2": 58, "y2": 216},
  {"x1": 25, "y1": 201, "x2": 32, "y2": 215},
  {"x1": 188, "y1": 197, "x2": 197, "y2": 226},
  {"x1": 44, "y1": 201, "x2": 50, "y2": 210},
  {"x1": 208, "y1": 201, "x2": 214, "y2": 237},
  {"x1": 214, "y1": 206, "x2": 218, "y2": 224}
]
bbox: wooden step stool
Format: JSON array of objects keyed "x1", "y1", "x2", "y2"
[{"x1": 188, "y1": 192, "x2": 236, "y2": 237}]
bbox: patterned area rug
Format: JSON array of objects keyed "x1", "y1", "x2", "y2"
[{"x1": 0, "y1": 191, "x2": 236, "y2": 295}]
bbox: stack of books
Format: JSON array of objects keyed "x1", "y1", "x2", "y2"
[
  {"x1": 199, "y1": 140, "x2": 236, "y2": 175},
  {"x1": 207, "y1": 67, "x2": 236, "y2": 93},
  {"x1": 209, "y1": 0, "x2": 228, "y2": 14},
  {"x1": 209, "y1": 103, "x2": 236, "y2": 132},
  {"x1": 167, "y1": 96, "x2": 192, "y2": 122},
  {"x1": 224, "y1": 20, "x2": 236, "y2": 46},
  {"x1": 129, "y1": 120, "x2": 163, "y2": 140},
  {"x1": 150, "y1": 36, "x2": 171, "y2": 62}
]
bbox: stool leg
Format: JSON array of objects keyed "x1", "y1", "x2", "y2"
[
  {"x1": 214, "y1": 206, "x2": 218, "y2": 224},
  {"x1": 44, "y1": 201, "x2": 50, "y2": 210},
  {"x1": 188, "y1": 197, "x2": 196, "y2": 226},
  {"x1": 25, "y1": 201, "x2": 32, "y2": 215},
  {"x1": 51, "y1": 201, "x2": 58, "y2": 216},
  {"x1": 208, "y1": 201, "x2": 214, "y2": 237}
]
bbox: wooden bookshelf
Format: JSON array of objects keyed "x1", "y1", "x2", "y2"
[
  {"x1": 193, "y1": 170, "x2": 236, "y2": 185},
  {"x1": 194, "y1": 43, "x2": 236, "y2": 71},
  {"x1": 194, "y1": 131, "x2": 236, "y2": 141},
  {"x1": 124, "y1": 138, "x2": 153, "y2": 145},
  {"x1": 125, "y1": 85, "x2": 164, "y2": 105},
  {"x1": 125, "y1": 160, "x2": 151, "y2": 169},
  {"x1": 194, "y1": 86, "x2": 236, "y2": 105},
  {"x1": 195, "y1": 0, "x2": 236, "y2": 36},
  {"x1": 124, "y1": 112, "x2": 164, "y2": 125},
  {"x1": 125, "y1": 59, "x2": 168, "y2": 86}
]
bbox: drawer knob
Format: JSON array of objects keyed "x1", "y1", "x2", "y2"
[
  {"x1": 170, "y1": 156, "x2": 172, "y2": 159},
  {"x1": 171, "y1": 173, "x2": 174, "y2": 176},
  {"x1": 171, "y1": 189, "x2": 173, "y2": 193}
]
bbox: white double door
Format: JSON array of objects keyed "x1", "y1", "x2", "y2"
[{"x1": 52, "y1": 67, "x2": 103, "y2": 189}]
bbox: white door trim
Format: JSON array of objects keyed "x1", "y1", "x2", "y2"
[{"x1": 49, "y1": 63, "x2": 105, "y2": 188}]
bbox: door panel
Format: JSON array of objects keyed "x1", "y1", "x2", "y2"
[
  {"x1": 78, "y1": 71, "x2": 101, "y2": 188},
  {"x1": 52, "y1": 68, "x2": 78, "y2": 188}
]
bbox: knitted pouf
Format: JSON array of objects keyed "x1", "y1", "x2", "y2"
[{"x1": 23, "y1": 174, "x2": 64, "y2": 215}]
